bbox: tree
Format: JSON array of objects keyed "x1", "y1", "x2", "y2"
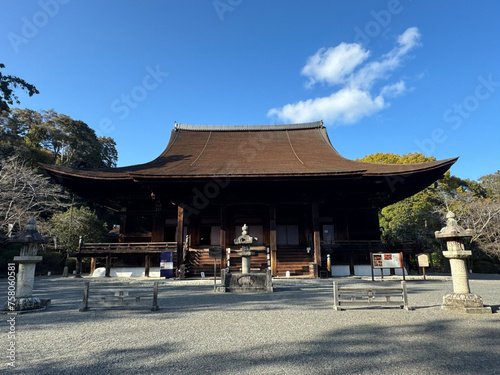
[
  {"x1": 437, "y1": 188, "x2": 500, "y2": 262},
  {"x1": 0, "y1": 63, "x2": 39, "y2": 112},
  {"x1": 479, "y1": 171, "x2": 500, "y2": 200},
  {"x1": 0, "y1": 109, "x2": 118, "y2": 168},
  {"x1": 50, "y1": 206, "x2": 108, "y2": 252},
  {"x1": 358, "y1": 152, "x2": 436, "y2": 165},
  {"x1": 357, "y1": 152, "x2": 442, "y2": 246},
  {"x1": 0, "y1": 156, "x2": 69, "y2": 238}
]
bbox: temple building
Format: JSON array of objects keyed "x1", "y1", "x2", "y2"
[{"x1": 42, "y1": 121, "x2": 457, "y2": 277}]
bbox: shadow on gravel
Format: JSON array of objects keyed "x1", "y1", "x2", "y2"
[{"x1": 15, "y1": 318, "x2": 500, "y2": 375}]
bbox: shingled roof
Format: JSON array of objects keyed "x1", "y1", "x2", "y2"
[{"x1": 42, "y1": 121, "x2": 457, "y2": 180}]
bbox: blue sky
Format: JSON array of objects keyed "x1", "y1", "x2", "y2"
[{"x1": 2, "y1": 0, "x2": 499, "y2": 181}]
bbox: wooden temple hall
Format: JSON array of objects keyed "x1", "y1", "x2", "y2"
[{"x1": 43, "y1": 121, "x2": 457, "y2": 277}]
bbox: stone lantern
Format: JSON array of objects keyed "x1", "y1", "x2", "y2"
[
  {"x1": 435, "y1": 211, "x2": 491, "y2": 314},
  {"x1": 3, "y1": 218, "x2": 51, "y2": 312}
]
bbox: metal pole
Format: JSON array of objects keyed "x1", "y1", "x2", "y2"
[{"x1": 214, "y1": 258, "x2": 217, "y2": 292}]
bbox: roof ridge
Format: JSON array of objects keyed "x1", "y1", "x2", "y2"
[{"x1": 174, "y1": 121, "x2": 323, "y2": 132}]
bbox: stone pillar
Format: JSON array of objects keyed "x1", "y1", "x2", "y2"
[
  {"x1": 241, "y1": 246, "x2": 252, "y2": 274},
  {"x1": 15, "y1": 255, "x2": 43, "y2": 298},
  {"x1": 435, "y1": 212, "x2": 491, "y2": 314},
  {"x1": 3, "y1": 218, "x2": 51, "y2": 312}
]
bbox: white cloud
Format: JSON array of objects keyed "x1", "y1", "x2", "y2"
[
  {"x1": 380, "y1": 80, "x2": 406, "y2": 98},
  {"x1": 268, "y1": 87, "x2": 385, "y2": 124},
  {"x1": 268, "y1": 27, "x2": 421, "y2": 126},
  {"x1": 301, "y1": 43, "x2": 369, "y2": 87}
]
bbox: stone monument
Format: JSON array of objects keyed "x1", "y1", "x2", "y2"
[
  {"x1": 221, "y1": 224, "x2": 273, "y2": 293},
  {"x1": 234, "y1": 224, "x2": 257, "y2": 274},
  {"x1": 435, "y1": 211, "x2": 491, "y2": 314},
  {"x1": 3, "y1": 218, "x2": 51, "y2": 312}
]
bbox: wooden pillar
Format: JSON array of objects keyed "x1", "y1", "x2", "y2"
[
  {"x1": 145, "y1": 254, "x2": 150, "y2": 277},
  {"x1": 269, "y1": 204, "x2": 277, "y2": 276},
  {"x1": 220, "y1": 202, "x2": 227, "y2": 270},
  {"x1": 152, "y1": 211, "x2": 165, "y2": 242},
  {"x1": 119, "y1": 209, "x2": 127, "y2": 243},
  {"x1": 176, "y1": 206, "x2": 184, "y2": 277},
  {"x1": 90, "y1": 257, "x2": 96, "y2": 275},
  {"x1": 105, "y1": 254, "x2": 111, "y2": 277},
  {"x1": 75, "y1": 256, "x2": 82, "y2": 278},
  {"x1": 312, "y1": 200, "x2": 321, "y2": 277}
]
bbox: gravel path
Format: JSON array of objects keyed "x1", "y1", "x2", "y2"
[{"x1": 2, "y1": 274, "x2": 499, "y2": 374}]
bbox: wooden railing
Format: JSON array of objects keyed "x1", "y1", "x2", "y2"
[{"x1": 76, "y1": 242, "x2": 177, "y2": 255}]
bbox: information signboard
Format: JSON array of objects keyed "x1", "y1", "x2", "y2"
[
  {"x1": 209, "y1": 247, "x2": 222, "y2": 259},
  {"x1": 417, "y1": 253, "x2": 429, "y2": 268},
  {"x1": 372, "y1": 253, "x2": 402, "y2": 268},
  {"x1": 371, "y1": 252, "x2": 405, "y2": 281}
]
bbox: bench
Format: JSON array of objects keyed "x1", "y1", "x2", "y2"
[
  {"x1": 333, "y1": 281, "x2": 410, "y2": 311},
  {"x1": 79, "y1": 281, "x2": 159, "y2": 312}
]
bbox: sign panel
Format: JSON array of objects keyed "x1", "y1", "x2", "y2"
[
  {"x1": 209, "y1": 247, "x2": 223, "y2": 259},
  {"x1": 372, "y1": 253, "x2": 402, "y2": 269},
  {"x1": 160, "y1": 252, "x2": 174, "y2": 278},
  {"x1": 417, "y1": 253, "x2": 429, "y2": 268}
]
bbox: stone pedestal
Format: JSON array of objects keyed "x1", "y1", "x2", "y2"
[
  {"x1": 3, "y1": 218, "x2": 51, "y2": 313},
  {"x1": 435, "y1": 212, "x2": 491, "y2": 314},
  {"x1": 223, "y1": 268, "x2": 274, "y2": 293}
]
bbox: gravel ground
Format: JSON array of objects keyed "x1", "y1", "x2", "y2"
[{"x1": 1, "y1": 274, "x2": 499, "y2": 375}]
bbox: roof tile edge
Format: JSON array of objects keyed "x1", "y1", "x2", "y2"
[{"x1": 174, "y1": 120, "x2": 324, "y2": 132}]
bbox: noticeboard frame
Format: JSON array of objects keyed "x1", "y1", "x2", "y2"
[{"x1": 370, "y1": 252, "x2": 405, "y2": 281}]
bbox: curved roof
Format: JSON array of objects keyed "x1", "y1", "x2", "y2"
[{"x1": 42, "y1": 121, "x2": 457, "y2": 181}]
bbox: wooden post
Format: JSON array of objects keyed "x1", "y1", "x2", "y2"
[
  {"x1": 176, "y1": 206, "x2": 184, "y2": 278},
  {"x1": 75, "y1": 256, "x2": 83, "y2": 278},
  {"x1": 269, "y1": 204, "x2": 277, "y2": 277},
  {"x1": 333, "y1": 281, "x2": 340, "y2": 311},
  {"x1": 151, "y1": 281, "x2": 159, "y2": 311},
  {"x1": 220, "y1": 202, "x2": 227, "y2": 271},
  {"x1": 401, "y1": 281, "x2": 409, "y2": 311},
  {"x1": 76, "y1": 236, "x2": 83, "y2": 278},
  {"x1": 145, "y1": 254, "x2": 150, "y2": 277},
  {"x1": 312, "y1": 201, "x2": 321, "y2": 277},
  {"x1": 105, "y1": 254, "x2": 111, "y2": 277},
  {"x1": 79, "y1": 282, "x2": 89, "y2": 312}
]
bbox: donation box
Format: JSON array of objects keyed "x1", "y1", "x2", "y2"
[{"x1": 160, "y1": 252, "x2": 174, "y2": 278}]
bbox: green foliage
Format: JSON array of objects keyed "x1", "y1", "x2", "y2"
[
  {"x1": 471, "y1": 260, "x2": 500, "y2": 274},
  {"x1": 0, "y1": 108, "x2": 118, "y2": 168},
  {"x1": 50, "y1": 206, "x2": 108, "y2": 253},
  {"x1": 479, "y1": 171, "x2": 500, "y2": 199},
  {"x1": 359, "y1": 152, "x2": 500, "y2": 272},
  {"x1": 358, "y1": 152, "x2": 442, "y2": 245},
  {"x1": 357, "y1": 152, "x2": 436, "y2": 164},
  {"x1": 0, "y1": 63, "x2": 39, "y2": 112},
  {"x1": 0, "y1": 242, "x2": 20, "y2": 277},
  {"x1": 36, "y1": 251, "x2": 65, "y2": 275}
]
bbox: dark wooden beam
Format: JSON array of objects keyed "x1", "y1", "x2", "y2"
[
  {"x1": 312, "y1": 200, "x2": 321, "y2": 277},
  {"x1": 220, "y1": 202, "x2": 227, "y2": 270},
  {"x1": 176, "y1": 206, "x2": 184, "y2": 278},
  {"x1": 269, "y1": 204, "x2": 277, "y2": 276},
  {"x1": 152, "y1": 211, "x2": 165, "y2": 242},
  {"x1": 145, "y1": 254, "x2": 150, "y2": 277},
  {"x1": 105, "y1": 254, "x2": 111, "y2": 277}
]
